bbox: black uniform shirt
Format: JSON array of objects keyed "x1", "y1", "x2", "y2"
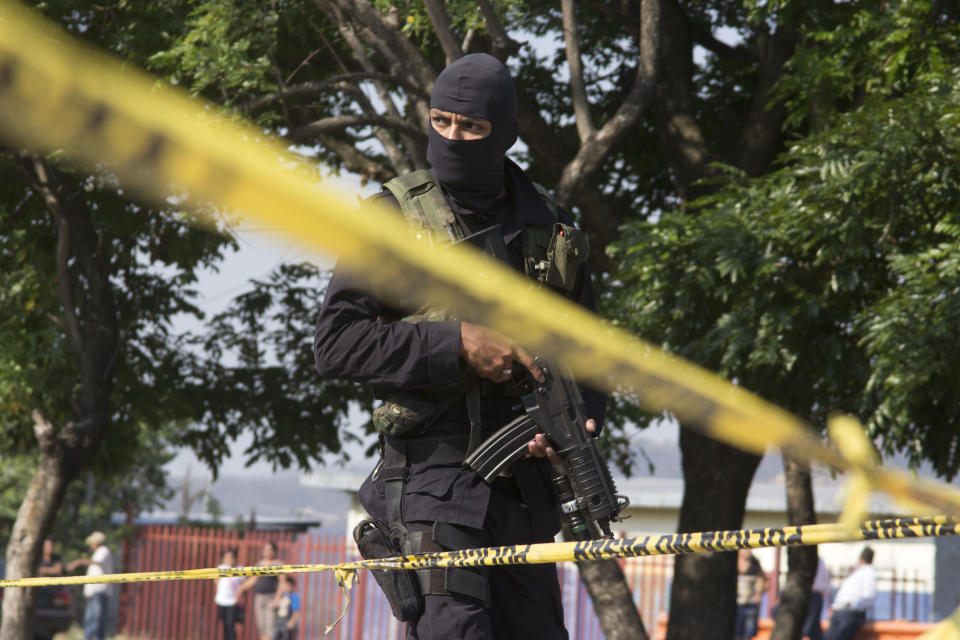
[{"x1": 314, "y1": 162, "x2": 607, "y2": 532}]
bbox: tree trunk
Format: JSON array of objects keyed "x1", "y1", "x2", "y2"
[
  {"x1": 0, "y1": 414, "x2": 78, "y2": 640},
  {"x1": 1, "y1": 156, "x2": 119, "y2": 640},
  {"x1": 577, "y1": 558, "x2": 649, "y2": 640},
  {"x1": 769, "y1": 454, "x2": 818, "y2": 640},
  {"x1": 665, "y1": 427, "x2": 761, "y2": 640}
]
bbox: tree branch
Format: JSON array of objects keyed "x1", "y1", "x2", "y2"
[
  {"x1": 316, "y1": 0, "x2": 432, "y2": 167},
  {"x1": 315, "y1": 133, "x2": 396, "y2": 185},
  {"x1": 315, "y1": 0, "x2": 437, "y2": 90},
  {"x1": 25, "y1": 155, "x2": 85, "y2": 358},
  {"x1": 249, "y1": 74, "x2": 429, "y2": 112},
  {"x1": 652, "y1": 0, "x2": 716, "y2": 202},
  {"x1": 423, "y1": 0, "x2": 463, "y2": 65},
  {"x1": 461, "y1": 28, "x2": 477, "y2": 53},
  {"x1": 733, "y1": 24, "x2": 798, "y2": 176},
  {"x1": 475, "y1": 0, "x2": 521, "y2": 61},
  {"x1": 685, "y1": 15, "x2": 751, "y2": 64},
  {"x1": 31, "y1": 410, "x2": 58, "y2": 454},
  {"x1": 561, "y1": 0, "x2": 595, "y2": 144},
  {"x1": 516, "y1": 91, "x2": 575, "y2": 182},
  {"x1": 313, "y1": 1, "x2": 417, "y2": 171},
  {"x1": 571, "y1": 185, "x2": 620, "y2": 275},
  {"x1": 555, "y1": 0, "x2": 661, "y2": 206},
  {"x1": 290, "y1": 114, "x2": 427, "y2": 141}
]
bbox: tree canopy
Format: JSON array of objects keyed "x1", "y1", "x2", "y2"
[{"x1": 612, "y1": 0, "x2": 960, "y2": 477}]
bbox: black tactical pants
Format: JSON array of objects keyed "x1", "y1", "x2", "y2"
[{"x1": 406, "y1": 477, "x2": 568, "y2": 640}]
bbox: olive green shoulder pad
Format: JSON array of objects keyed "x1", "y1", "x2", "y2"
[{"x1": 383, "y1": 171, "x2": 461, "y2": 244}]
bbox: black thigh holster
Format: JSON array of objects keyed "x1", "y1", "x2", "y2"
[
  {"x1": 353, "y1": 518, "x2": 424, "y2": 621},
  {"x1": 353, "y1": 435, "x2": 490, "y2": 622}
]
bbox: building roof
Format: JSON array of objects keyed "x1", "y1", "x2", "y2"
[{"x1": 300, "y1": 470, "x2": 908, "y2": 518}]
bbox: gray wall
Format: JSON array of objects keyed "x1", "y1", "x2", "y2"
[{"x1": 934, "y1": 536, "x2": 960, "y2": 620}]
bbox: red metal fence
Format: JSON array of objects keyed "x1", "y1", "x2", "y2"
[{"x1": 118, "y1": 525, "x2": 674, "y2": 640}]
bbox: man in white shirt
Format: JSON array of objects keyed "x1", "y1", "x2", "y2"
[
  {"x1": 825, "y1": 547, "x2": 876, "y2": 640},
  {"x1": 67, "y1": 531, "x2": 114, "y2": 640}
]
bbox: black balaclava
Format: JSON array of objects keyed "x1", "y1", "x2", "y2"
[{"x1": 426, "y1": 53, "x2": 518, "y2": 212}]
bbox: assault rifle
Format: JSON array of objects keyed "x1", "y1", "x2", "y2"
[{"x1": 464, "y1": 358, "x2": 629, "y2": 540}]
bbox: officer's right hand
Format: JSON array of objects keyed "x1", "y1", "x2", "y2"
[{"x1": 459, "y1": 322, "x2": 544, "y2": 383}]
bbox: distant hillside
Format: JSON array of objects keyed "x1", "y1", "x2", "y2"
[{"x1": 165, "y1": 467, "x2": 356, "y2": 534}]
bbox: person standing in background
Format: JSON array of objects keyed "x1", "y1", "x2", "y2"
[
  {"x1": 271, "y1": 575, "x2": 301, "y2": 640},
  {"x1": 67, "y1": 531, "x2": 113, "y2": 640},
  {"x1": 825, "y1": 547, "x2": 877, "y2": 640},
  {"x1": 804, "y1": 555, "x2": 832, "y2": 640},
  {"x1": 735, "y1": 549, "x2": 768, "y2": 640},
  {"x1": 37, "y1": 538, "x2": 64, "y2": 578},
  {"x1": 215, "y1": 548, "x2": 245, "y2": 640},
  {"x1": 238, "y1": 541, "x2": 281, "y2": 640}
]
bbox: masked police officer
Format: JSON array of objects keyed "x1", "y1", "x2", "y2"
[{"x1": 314, "y1": 53, "x2": 606, "y2": 640}]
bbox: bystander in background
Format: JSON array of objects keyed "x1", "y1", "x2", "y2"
[
  {"x1": 37, "y1": 538, "x2": 64, "y2": 578},
  {"x1": 804, "y1": 555, "x2": 832, "y2": 640},
  {"x1": 215, "y1": 548, "x2": 245, "y2": 640},
  {"x1": 67, "y1": 531, "x2": 113, "y2": 640},
  {"x1": 238, "y1": 541, "x2": 281, "y2": 640},
  {"x1": 735, "y1": 549, "x2": 768, "y2": 640},
  {"x1": 271, "y1": 575, "x2": 300, "y2": 640},
  {"x1": 825, "y1": 547, "x2": 876, "y2": 640}
]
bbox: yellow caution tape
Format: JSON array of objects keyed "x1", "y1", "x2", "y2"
[
  {"x1": 325, "y1": 567, "x2": 358, "y2": 634},
  {"x1": 1, "y1": 516, "x2": 956, "y2": 589},
  {"x1": 922, "y1": 608, "x2": 960, "y2": 640},
  {"x1": 1, "y1": 3, "x2": 959, "y2": 522},
  {"x1": 830, "y1": 415, "x2": 882, "y2": 530}
]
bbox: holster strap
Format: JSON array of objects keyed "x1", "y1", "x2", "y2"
[
  {"x1": 406, "y1": 522, "x2": 479, "y2": 553},
  {"x1": 416, "y1": 567, "x2": 489, "y2": 605},
  {"x1": 405, "y1": 523, "x2": 489, "y2": 606}
]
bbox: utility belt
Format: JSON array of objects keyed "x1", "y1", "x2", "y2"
[{"x1": 353, "y1": 433, "x2": 491, "y2": 622}]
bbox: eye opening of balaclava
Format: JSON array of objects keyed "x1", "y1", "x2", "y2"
[{"x1": 426, "y1": 53, "x2": 518, "y2": 212}]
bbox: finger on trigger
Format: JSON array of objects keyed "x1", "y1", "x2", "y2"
[{"x1": 512, "y1": 346, "x2": 544, "y2": 382}]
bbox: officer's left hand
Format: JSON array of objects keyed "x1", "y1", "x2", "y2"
[{"x1": 526, "y1": 419, "x2": 596, "y2": 464}]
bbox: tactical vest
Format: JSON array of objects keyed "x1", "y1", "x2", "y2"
[{"x1": 371, "y1": 170, "x2": 589, "y2": 445}]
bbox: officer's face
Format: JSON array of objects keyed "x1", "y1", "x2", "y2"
[{"x1": 429, "y1": 108, "x2": 492, "y2": 141}]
